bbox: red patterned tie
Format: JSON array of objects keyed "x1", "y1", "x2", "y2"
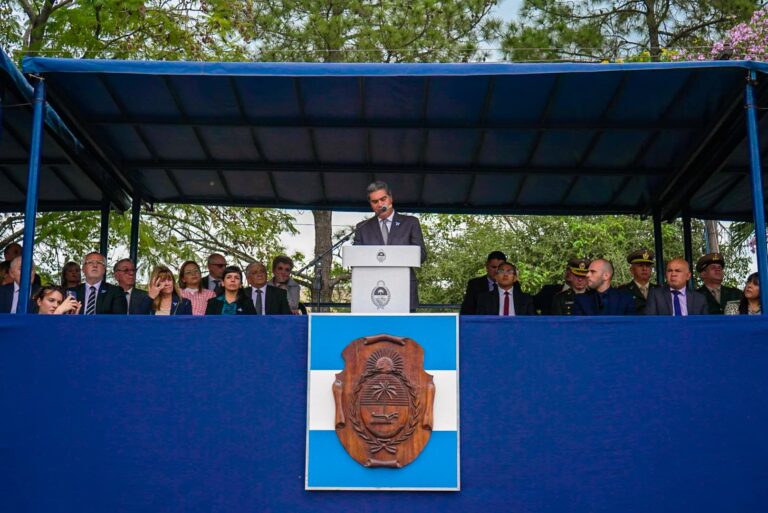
[{"x1": 503, "y1": 291, "x2": 510, "y2": 316}]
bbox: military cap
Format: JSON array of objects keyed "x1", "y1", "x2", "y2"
[
  {"x1": 627, "y1": 249, "x2": 654, "y2": 265},
  {"x1": 696, "y1": 252, "x2": 726, "y2": 273},
  {"x1": 568, "y1": 257, "x2": 591, "y2": 277}
]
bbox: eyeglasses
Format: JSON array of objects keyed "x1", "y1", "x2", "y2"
[
  {"x1": 116, "y1": 268, "x2": 136, "y2": 274},
  {"x1": 496, "y1": 269, "x2": 517, "y2": 275},
  {"x1": 183, "y1": 269, "x2": 201, "y2": 276},
  {"x1": 85, "y1": 260, "x2": 106, "y2": 267}
]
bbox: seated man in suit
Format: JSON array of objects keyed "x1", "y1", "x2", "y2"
[
  {"x1": 243, "y1": 262, "x2": 291, "y2": 315},
  {"x1": 3, "y1": 242, "x2": 41, "y2": 287},
  {"x1": 201, "y1": 253, "x2": 227, "y2": 295},
  {"x1": 113, "y1": 258, "x2": 147, "y2": 315},
  {"x1": 353, "y1": 181, "x2": 427, "y2": 312},
  {"x1": 270, "y1": 255, "x2": 302, "y2": 314},
  {"x1": 695, "y1": 253, "x2": 742, "y2": 314},
  {"x1": 0, "y1": 256, "x2": 38, "y2": 313},
  {"x1": 475, "y1": 262, "x2": 535, "y2": 316},
  {"x1": 574, "y1": 259, "x2": 635, "y2": 315},
  {"x1": 68, "y1": 252, "x2": 127, "y2": 315},
  {"x1": 618, "y1": 248, "x2": 659, "y2": 314},
  {"x1": 645, "y1": 258, "x2": 708, "y2": 316},
  {"x1": 459, "y1": 250, "x2": 506, "y2": 315}
]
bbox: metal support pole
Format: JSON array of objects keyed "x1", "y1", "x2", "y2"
[
  {"x1": 99, "y1": 196, "x2": 110, "y2": 256},
  {"x1": 653, "y1": 210, "x2": 665, "y2": 286},
  {"x1": 17, "y1": 79, "x2": 46, "y2": 315},
  {"x1": 745, "y1": 70, "x2": 768, "y2": 314},
  {"x1": 129, "y1": 195, "x2": 141, "y2": 264},
  {"x1": 682, "y1": 212, "x2": 694, "y2": 289}
]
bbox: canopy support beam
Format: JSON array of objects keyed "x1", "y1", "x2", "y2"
[
  {"x1": 18, "y1": 79, "x2": 45, "y2": 315},
  {"x1": 745, "y1": 70, "x2": 768, "y2": 314},
  {"x1": 682, "y1": 211, "x2": 694, "y2": 289},
  {"x1": 653, "y1": 210, "x2": 665, "y2": 286},
  {"x1": 100, "y1": 196, "x2": 110, "y2": 256},
  {"x1": 129, "y1": 195, "x2": 140, "y2": 264}
]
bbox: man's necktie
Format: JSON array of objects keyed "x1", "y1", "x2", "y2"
[
  {"x1": 125, "y1": 291, "x2": 130, "y2": 315},
  {"x1": 255, "y1": 289, "x2": 263, "y2": 315},
  {"x1": 640, "y1": 285, "x2": 648, "y2": 299},
  {"x1": 503, "y1": 291, "x2": 510, "y2": 316},
  {"x1": 672, "y1": 290, "x2": 683, "y2": 316},
  {"x1": 710, "y1": 288, "x2": 721, "y2": 303},
  {"x1": 85, "y1": 286, "x2": 97, "y2": 315},
  {"x1": 380, "y1": 219, "x2": 389, "y2": 245},
  {"x1": 213, "y1": 279, "x2": 221, "y2": 290}
]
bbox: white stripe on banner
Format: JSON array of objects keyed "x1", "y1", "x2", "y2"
[{"x1": 308, "y1": 370, "x2": 457, "y2": 431}]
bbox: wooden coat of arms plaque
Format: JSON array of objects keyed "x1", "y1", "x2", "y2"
[{"x1": 333, "y1": 334, "x2": 435, "y2": 468}]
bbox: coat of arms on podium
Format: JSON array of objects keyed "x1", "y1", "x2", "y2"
[
  {"x1": 305, "y1": 313, "x2": 459, "y2": 490},
  {"x1": 333, "y1": 334, "x2": 435, "y2": 468}
]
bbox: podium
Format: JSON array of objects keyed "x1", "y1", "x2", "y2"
[{"x1": 342, "y1": 245, "x2": 421, "y2": 313}]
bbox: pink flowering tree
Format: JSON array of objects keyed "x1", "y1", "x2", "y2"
[{"x1": 673, "y1": 7, "x2": 768, "y2": 61}]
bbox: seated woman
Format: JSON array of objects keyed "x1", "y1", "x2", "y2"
[
  {"x1": 178, "y1": 260, "x2": 216, "y2": 316},
  {"x1": 34, "y1": 285, "x2": 82, "y2": 314},
  {"x1": 60, "y1": 261, "x2": 82, "y2": 289},
  {"x1": 726, "y1": 272, "x2": 760, "y2": 315},
  {"x1": 205, "y1": 265, "x2": 255, "y2": 315},
  {"x1": 138, "y1": 266, "x2": 192, "y2": 315}
]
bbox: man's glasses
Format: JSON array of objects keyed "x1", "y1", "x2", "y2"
[
  {"x1": 116, "y1": 268, "x2": 136, "y2": 274},
  {"x1": 496, "y1": 269, "x2": 517, "y2": 276}
]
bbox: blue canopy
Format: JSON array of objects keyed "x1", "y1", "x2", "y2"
[
  {"x1": 21, "y1": 58, "x2": 768, "y2": 220},
  {"x1": 0, "y1": 50, "x2": 130, "y2": 212}
]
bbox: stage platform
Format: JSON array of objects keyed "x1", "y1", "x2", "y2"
[{"x1": 1, "y1": 315, "x2": 767, "y2": 512}]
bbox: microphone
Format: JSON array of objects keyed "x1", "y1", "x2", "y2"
[{"x1": 379, "y1": 205, "x2": 388, "y2": 213}]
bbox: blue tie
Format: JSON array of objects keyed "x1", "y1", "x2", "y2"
[{"x1": 672, "y1": 290, "x2": 683, "y2": 316}]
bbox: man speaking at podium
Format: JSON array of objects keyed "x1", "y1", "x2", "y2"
[{"x1": 353, "y1": 181, "x2": 427, "y2": 312}]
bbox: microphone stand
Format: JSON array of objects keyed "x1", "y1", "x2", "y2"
[{"x1": 297, "y1": 208, "x2": 387, "y2": 310}]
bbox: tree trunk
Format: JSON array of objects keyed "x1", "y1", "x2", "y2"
[
  {"x1": 311, "y1": 210, "x2": 334, "y2": 310},
  {"x1": 644, "y1": 0, "x2": 662, "y2": 61},
  {"x1": 705, "y1": 219, "x2": 719, "y2": 253}
]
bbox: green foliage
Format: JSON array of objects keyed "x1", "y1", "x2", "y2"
[
  {"x1": 417, "y1": 214, "x2": 752, "y2": 305},
  {"x1": 1, "y1": 205, "x2": 297, "y2": 285},
  {"x1": 499, "y1": 0, "x2": 758, "y2": 62}
]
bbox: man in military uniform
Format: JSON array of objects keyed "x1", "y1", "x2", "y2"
[
  {"x1": 551, "y1": 258, "x2": 590, "y2": 315},
  {"x1": 618, "y1": 249, "x2": 659, "y2": 314},
  {"x1": 534, "y1": 260, "x2": 577, "y2": 315},
  {"x1": 696, "y1": 253, "x2": 742, "y2": 314}
]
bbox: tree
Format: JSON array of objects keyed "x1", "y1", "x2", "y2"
[
  {"x1": 498, "y1": 0, "x2": 758, "y2": 62},
  {"x1": 1, "y1": 205, "x2": 298, "y2": 284}
]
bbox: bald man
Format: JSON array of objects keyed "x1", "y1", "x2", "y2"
[
  {"x1": 573, "y1": 259, "x2": 635, "y2": 315},
  {"x1": 0, "y1": 256, "x2": 38, "y2": 313},
  {"x1": 644, "y1": 258, "x2": 708, "y2": 316}
]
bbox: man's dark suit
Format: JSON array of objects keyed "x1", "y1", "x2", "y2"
[
  {"x1": 534, "y1": 283, "x2": 565, "y2": 315},
  {"x1": 573, "y1": 288, "x2": 636, "y2": 315},
  {"x1": 460, "y1": 275, "x2": 495, "y2": 315},
  {"x1": 243, "y1": 285, "x2": 292, "y2": 315},
  {"x1": 126, "y1": 288, "x2": 149, "y2": 315},
  {"x1": 618, "y1": 281, "x2": 659, "y2": 314},
  {"x1": 474, "y1": 287, "x2": 535, "y2": 316},
  {"x1": 67, "y1": 282, "x2": 127, "y2": 314},
  {"x1": 201, "y1": 275, "x2": 225, "y2": 296},
  {"x1": 644, "y1": 286, "x2": 708, "y2": 315},
  {"x1": 0, "y1": 283, "x2": 38, "y2": 313},
  {"x1": 353, "y1": 211, "x2": 427, "y2": 311},
  {"x1": 696, "y1": 285, "x2": 742, "y2": 315}
]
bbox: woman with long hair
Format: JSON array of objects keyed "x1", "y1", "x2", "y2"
[
  {"x1": 178, "y1": 260, "x2": 215, "y2": 316},
  {"x1": 34, "y1": 285, "x2": 82, "y2": 314},
  {"x1": 205, "y1": 265, "x2": 255, "y2": 315},
  {"x1": 739, "y1": 273, "x2": 760, "y2": 315},
  {"x1": 60, "y1": 261, "x2": 82, "y2": 289},
  {"x1": 139, "y1": 266, "x2": 192, "y2": 315}
]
